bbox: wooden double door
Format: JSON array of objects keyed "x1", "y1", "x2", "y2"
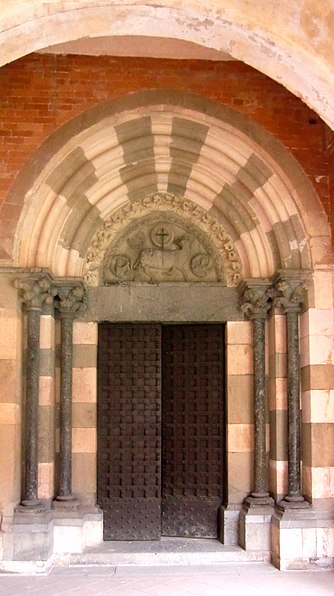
[{"x1": 97, "y1": 323, "x2": 225, "y2": 540}]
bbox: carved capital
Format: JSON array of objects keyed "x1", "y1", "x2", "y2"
[
  {"x1": 272, "y1": 271, "x2": 308, "y2": 313},
  {"x1": 14, "y1": 275, "x2": 56, "y2": 311},
  {"x1": 54, "y1": 283, "x2": 87, "y2": 317},
  {"x1": 239, "y1": 280, "x2": 273, "y2": 320}
]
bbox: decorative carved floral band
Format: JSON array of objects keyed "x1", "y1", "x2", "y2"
[{"x1": 83, "y1": 193, "x2": 242, "y2": 286}]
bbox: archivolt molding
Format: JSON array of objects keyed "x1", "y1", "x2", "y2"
[
  {"x1": 12, "y1": 92, "x2": 328, "y2": 278},
  {"x1": 83, "y1": 193, "x2": 242, "y2": 287}
]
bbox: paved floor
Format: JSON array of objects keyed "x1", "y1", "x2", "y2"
[{"x1": 0, "y1": 564, "x2": 333, "y2": 596}]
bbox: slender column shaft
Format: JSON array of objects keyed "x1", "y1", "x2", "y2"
[
  {"x1": 286, "y1": 309, "x2": 302, "y2": 500},
  {"x1": 239, "y1": 280, "x2": 273, "y2": 505},
  {"x1": 252, "y1": 317, "x2": 267, "y2": 496},
  {"x1": 273, "y1": 272, "x2": 309, "y2": 508},
  {"x1": 24, "y1": 307, "x2": 41, "y2": 503},
  {"x1": 14, "y1": 275, "x2": 55, "y2": 510},
  {"x1": 58, "y1": 313, "x2": 74, "y2": 498},
  {"x1": 54, "y1": 283, "x2": 86, "y2": 504}
]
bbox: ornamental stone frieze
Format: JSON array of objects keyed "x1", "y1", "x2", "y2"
[{"x1": 83, "y1": 193, "x2": 242, "y2": 286}]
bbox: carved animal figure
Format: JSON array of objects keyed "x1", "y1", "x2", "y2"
[{"x1": 134, "y1": 237, "x2": 191, "y2": 279}]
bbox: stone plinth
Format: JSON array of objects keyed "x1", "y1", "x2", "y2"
[
  {"x1": 53, "y1": 506, "x2": 103, "y2": 554},
  {"x1": 271, "y1": 507, "x2": 334, "y2": 570},
  {"x1": 10, "y1": 510, "x2": 54, "y2": 563},
  {"x1": 239, "y1": 500, "x2": 274, "y2": 552}
]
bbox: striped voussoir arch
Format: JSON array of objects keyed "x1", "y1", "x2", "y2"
[{"x1": 16, "y1": 95, "x2": 313, "y2": 280}]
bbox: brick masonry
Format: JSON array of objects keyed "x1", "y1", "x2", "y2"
[{"x1": 0, "y1": 54, "x2": 332, "y2": 260}]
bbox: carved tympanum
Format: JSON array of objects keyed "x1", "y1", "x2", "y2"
[
  {"x1": 83, "y1": 193, "x2": 242, "y2": 286},
  {"x1": 103, "y1": 218, "x2": 219, "y2": 284}
]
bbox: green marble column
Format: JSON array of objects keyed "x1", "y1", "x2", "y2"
[
  {"x1": 273, "y1": 273, "x2": 309, "y2": 509},
  {"x1": 54, "y1": 283, "x2": 86, "y2": 503},
  {"x1": 14, "y1": 275, "x2": 55, "y2": 510},
  {"x1": 240, "y1": 280, "x2": 274, "y2": 506}
]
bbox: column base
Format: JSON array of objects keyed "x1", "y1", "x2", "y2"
[
  {"x1": 271, "y1": 505, "x2": 334, "y2": 570},
  {"x1": 239, "y1": 498, "x2": 274, "y2": 552},
  {"x1": 246, "y1": 494, "x2": 275, "y2": 507},
  {"x1": 16, "y1": 499, "x2": 48, "y2": 513},
  {"x1": 53, "y1": 496, "x2": 80, "y2": 511},
  {"x1": 277, "y1": 496, "x2": 310, "y2": 511}
]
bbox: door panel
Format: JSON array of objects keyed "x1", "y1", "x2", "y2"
[
  {"x1": 97, "y1": 323, "x2": 162, "y2": 540},
  {"x1": 161, "y1": 325, "x2": 225, "y2": 538},
  {"x1": 97, "y1": 323, "x2": 225, "y2": 540}
]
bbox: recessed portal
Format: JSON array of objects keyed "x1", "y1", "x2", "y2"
[{"x1": 97, "y1": 323, "x2": 225, "y2": 541}]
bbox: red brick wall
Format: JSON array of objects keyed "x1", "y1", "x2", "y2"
[{"x1": 0, "y1": 54, "x2": 331, "y2": 235}]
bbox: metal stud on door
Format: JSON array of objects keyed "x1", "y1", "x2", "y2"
[
  {"x1": 97, "y1": 323, "x2": 162, "y2": 540},
  {"x1": 97, "y1": 323, "x2": 225, "y2": 540},
  {"x1": 161, "y1": 325, "x2": 225, "y2": 538}
]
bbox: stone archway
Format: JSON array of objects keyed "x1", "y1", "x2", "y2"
[
  {"x1": 4, "y1": 91, "x2": 334, "y2": 569},
  {"x1": 12, "y1": 90, "x2": 329, "y2": 274}
]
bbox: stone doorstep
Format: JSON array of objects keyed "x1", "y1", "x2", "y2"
[
  {"x1": 0, "y1": 558, "x2": 54, "y2": 576},
  {"x1": 66, "y1": 539, "x2": 271, "y2": 568}
]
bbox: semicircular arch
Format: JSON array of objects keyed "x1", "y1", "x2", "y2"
[{"x1": 13, "y1": 90, "x2": 330, "y2": 281}]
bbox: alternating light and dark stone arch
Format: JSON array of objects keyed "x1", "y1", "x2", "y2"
[
  {"x1": 5, "y1": 91, "x2": 333, "y2": 569},
  {"x1": 11, "y1": 91, "x2": 329, "y2": 275}
]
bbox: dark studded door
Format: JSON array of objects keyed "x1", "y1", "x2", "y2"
[
  {"x1": 97, "y1": 323, "x2": 162, "y2": 540},
  {"x1": 97, "y1": 323, "x2": 225, "y2": 540},
  {"x1": 161, "y1": 325, "x2": 225, "y2": 538}
]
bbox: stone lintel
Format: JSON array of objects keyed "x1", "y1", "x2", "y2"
[{"x1": 83, "y1": 285, "x2": 242, "y2": 322}]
